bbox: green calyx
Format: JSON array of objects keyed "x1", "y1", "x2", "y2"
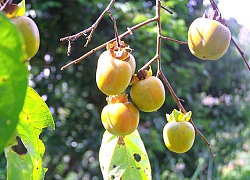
[{"x1": 166, "y1": 109, "x2": 192, "y2": 122}]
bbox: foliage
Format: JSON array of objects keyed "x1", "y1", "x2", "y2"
[
  {"x1": 5, "y1": 87, "x2": 55, "y2": 179},
  {"x1": 0, "y1": 5, "x2": 54, "y2": 179},
  {"x1": 0, "y1": 12, "x2": 28, "y2": 154}
]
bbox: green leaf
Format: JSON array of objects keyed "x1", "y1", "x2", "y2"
[
  {"x1": 0, "y1": 13, "x2": 28, "y2": 153},
  {"x1": 4, "y1": 87, "x2": 55, "y2": 180},
  {"x1": 99, "y1": 130, "x2": 152, "y2": 180}
]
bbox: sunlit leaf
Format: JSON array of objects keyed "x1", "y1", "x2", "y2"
[
  {"x1": 0, "y1": 13, "x2": 28, "y2": 154},
  {"x1": 99, "y1": 130, "x2": 152, "y2": 180},
  {"x1": 5, "y1": 87, "x2": 55, "y2": 180}
]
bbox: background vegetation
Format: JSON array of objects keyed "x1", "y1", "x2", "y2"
[{"x1": 1, "y1": 0, "x2": 250, "y2": 179}]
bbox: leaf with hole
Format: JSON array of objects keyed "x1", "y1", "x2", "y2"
[
  {"x1": 4, "y1": 87, "x2": 55, "y2": 179},
  {"x1": 99, "y1": 130, "x2": 151, "y2": 180}
]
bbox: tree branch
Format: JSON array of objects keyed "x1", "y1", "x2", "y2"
[
  {"x1": 61, "y1": 17, "x2": 158, "y2": 70},
  {"x1": 208, "y1": 0, "x2": 250, "y2": 71},
  {"x1": 231, "y1": 37, "x2": 250, "y2": 71},
  {"x1": 60, "y1": 0, "x2": 116, "y2": 55}
]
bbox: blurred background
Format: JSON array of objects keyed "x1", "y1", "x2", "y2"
[{"x1": 1, "y1": 0, "x2": 250, "y2": 179}]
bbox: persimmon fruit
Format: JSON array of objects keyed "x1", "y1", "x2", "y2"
[
  {"x1": 130, "y1": 76, "x2": 165, "y2": 112},
  {"x1": 101, "y1": 94, "x2": 139, "y2": 136},
  {"x1": 96, "y1": 50, "x2": 133, "y2": 95},
  {"x1": 163, "y1": 110, "x2": 195, "y2": 153},
  {"x1": 188, "y1": 17, "x2": 231, "y2": 60},
  {"x1": 10, "y1": 16, "x2": 40, "y2": 59}
]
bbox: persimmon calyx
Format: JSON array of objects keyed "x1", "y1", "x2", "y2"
[
  {"x1": 106, "y1": 41, "x2": 132, "y2": 61},
  {"x1": 3, "y1": 0, "x2": 25, "y2": 18},
  {"x1": 166, "y1": 109, "x2": 192, "y2": 123},
  {"x1": 106, "y1": 93, "x2": 128, "y2": 104},
  {"x1": 137, "y1": 66, "x2": 153, "y2": 80}
]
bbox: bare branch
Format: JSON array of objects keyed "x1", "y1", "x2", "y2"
[
  {"x1": 156, "y1": 0, "x2": 162, "y2": 74},
  {"x1": 138, "y1": 55, "x2": 158, "y2": 72},
  {"x1": 61, "y1": 17, "x2": 158, "y2": 70},
  {"x1": 60, "y1": 0, "x2": 116, "y2": 54}
]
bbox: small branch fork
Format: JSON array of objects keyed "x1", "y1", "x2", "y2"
[
  {"x1": 60, "y1": 1, "x2": 182, "y2": 70},
  {"x1": 60, "y1": 0, "x2": 116, "y2": 56}
]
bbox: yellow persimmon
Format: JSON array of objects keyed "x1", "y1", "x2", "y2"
[
  {"x1": 101, "y1": 94, "x2": 139, "y2": 136},
  {"x1": 188, "y1": 17, "x2": 231, "y2": 60}
]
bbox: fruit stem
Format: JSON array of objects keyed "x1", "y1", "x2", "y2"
[
  {"x1": 107, "y1": 11, "x2": 121, "y2": 48},
  {"x1": 158, "y1": 70, "x2": 216, "y2": 157}
]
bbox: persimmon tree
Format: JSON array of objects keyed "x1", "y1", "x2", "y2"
[
  {"x1": 0, "y1": 0, "x2": 249, "y2": 179},
  {"x1": 58, "y1": 0, "x2": 249, "y2": 179}
]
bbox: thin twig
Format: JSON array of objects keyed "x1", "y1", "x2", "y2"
[
  {"x1": 231, "y1": 37, "x2": 250, "y2": 71},
  {"x1": 61, "y1": 17, "x2": 158, "y2": 70},
  {"x1": 60, "y1": 0, "x2": 116, "y2": 54},
  {"x1": 160, "y1": 35, "x2": 188, "y2": 44},
  {"x1": 161, "y1": 5, "x2": 173, "y2": 14},
  {"x1": 107, "y1": 11, "x2": 121, "y2": 47},
  {"x1": 139, "y1": 55, "x2": 158, "y2": 72}
]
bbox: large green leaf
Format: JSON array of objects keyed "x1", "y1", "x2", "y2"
[
  {"x1": 99, "y1": 130, "x2": 152, "y2": 180},
  {"x1": 4, "y1": 87, "x2": 55, "y2": 180},
  {"x1": 0, "y1": 13, "x2": 28, "y2": 153}
]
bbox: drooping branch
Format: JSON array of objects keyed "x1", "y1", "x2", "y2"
[
  {"x1": 208, "y1": 0, "x2": 250, "y2": 71},
  {"x1": 231, "y1": 37, "x2": 250, "y2": 71}
]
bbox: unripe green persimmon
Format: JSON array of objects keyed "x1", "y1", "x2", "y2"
[
  {"x1": 163, "y1": 121, "x2": 195, "y2": 153},
  {"x1": 188, "y1": 17, "x2": 231, "y2": 60},
  {"x1": 163, "y1": 110, "x2": 195, "y2": 153},
  {"x1": 10, "y1": 16, "x2": 40, "y2": 59}
]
